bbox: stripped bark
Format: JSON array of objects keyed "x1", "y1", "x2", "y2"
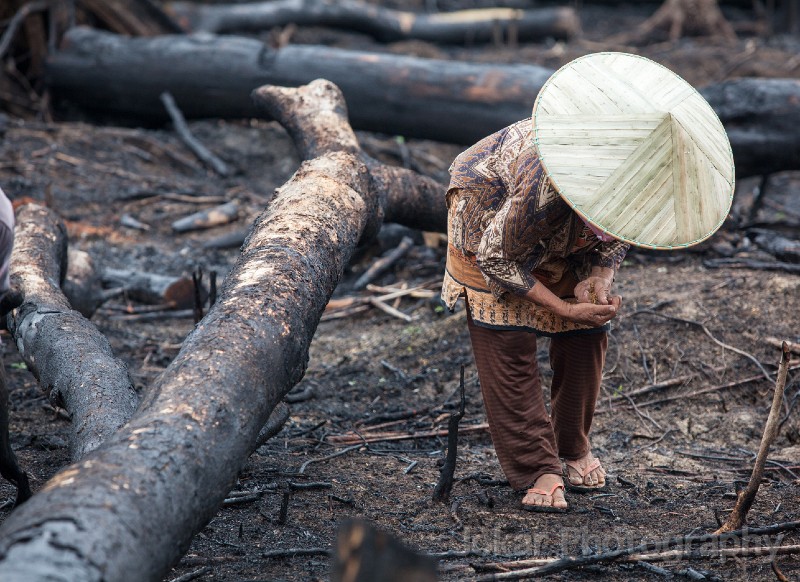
[
  {"x1": 8, "y1": 204, "x2": 138, "y2": 461},
  {"x1": 167, "y1": 0, "x2": 580, "y2": 44},
  {"x1": 0, "y1": 80, "x2": 402, "y2": 581}
]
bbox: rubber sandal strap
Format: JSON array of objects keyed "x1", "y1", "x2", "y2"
[
  {"x1": 565, "y1": 457, "x2": 601, "y2": 478},
  {"x1": 526, "y1": 482, "x2": 565, "y2": 497}
]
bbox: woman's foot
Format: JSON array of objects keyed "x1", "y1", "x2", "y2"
[
  {"x1": 564, "y1": 452, "x2": 607, "y2": 492},
  {"x1": 522, "y1": 473, "x2": 568, "y2": 512}
]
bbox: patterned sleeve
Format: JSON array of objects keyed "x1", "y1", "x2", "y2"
[
  {"x1": 475, "y1": 151, "x2": 567, "y2": 299},
  {"x1": 586, "y1": 238, "x2": 630, "y2": 273}
]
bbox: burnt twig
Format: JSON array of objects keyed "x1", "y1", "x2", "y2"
[
  {"x1": 432, "y1": 365, "x2": 466, "y2": 503},
  {"x1": 0, "y1": 1, "x2": 50, "y2": 59},
  {"x1": 251, "y1": 401, "x2": 291, "y2": 452},
  {"x1": 159, "y1": 91, "x2": 230, "y2": 176},
  {"x1": 353, "y1": 235, "x2": 414, "y2": 290}
]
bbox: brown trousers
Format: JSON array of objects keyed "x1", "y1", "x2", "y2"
[{"x1": 467, "y1": 313, "x2": 607, "y2": 491}]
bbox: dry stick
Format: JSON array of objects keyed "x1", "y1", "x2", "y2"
[
  {"x1": 0, "y1": 0, "x2": 49, "y2": 59},
  {"x1": 766, "y1": 337, "x2": 800, "y2": 354},
  {"x1": 326, "y1": 423, "x2": 489, "y2": 445},
  {"x1": 597, "y1": 363, "x2": 800, "y2": 412},
  {"x1": 167, "y1": 566, "x2": 212, "y2": 582},
  {"x1": 473, "y1": 521, "x2": 800, "y2": 581},
  {"x1": 432, "y1": 366, "x2": 466, "y2": 503},
  {"x1": 262, "y1": 547, "x2": 330, "y2": 559},
  {"x1": 772, "y1": 559, "x2": 791, "y2": 582},
  {"x1": 716, "y1": 341, "x2": 792, "y2": 534},
  {"x1": 319, "y1": 304, "x2": 371, "y2": 321},
  {"x1": 353, "y1": 235, "x2": 414, "y2": 290},
  {"x1": 109, "y1": 308, "x2": 195, "y2": 322},
  {"x1": 622, "y1": 393, "x2": 661, "y2": 431},
  {"x1": 474, "y1": 544, "x2": 800, "y2": 573},
  {"x1": 606, "y1": 366, "x2": 725, "y2": 404},
  {"x1": 298, "y1": 444, "x2": 363, "y2": 474},
  {"x1": 192, "y1": 267, "x2": 205, "y2": 324},
  {"x1": 635, "y1": 310, "x2": 772, "y2": 381},
  {"x1": 368, "y1": 296, "x2": 412, "y2": 322},
  {"x1": 159, "y1": 91, "x2": 230, "y2": 176}
]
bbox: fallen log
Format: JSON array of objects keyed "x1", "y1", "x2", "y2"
[
  {"x1": 8, "y1": 204, "x2": 138, "y2": 461},
  {"x1": 47, "y1": 28, "x2": 800, "y2": 177},
  {"x1": 47, "y1": 27, "x2": 551, "y2": 145},
  {"x1": 699, "y1": 78, "x2": 800, "y2": 177},
  {"x1": 102, "y1": 268, "x2": 200, "y2": 308},
  {"x1": 0, "y1": 79, "x2": 427, "y2": 581},
  {"x1": 166, "y1": 0, "x2": 580, "y2": 44}
]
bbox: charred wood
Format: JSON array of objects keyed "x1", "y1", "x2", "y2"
[
  {"x1": 8, "y1": 204, "x2": 138, "y2": 461},
  {"x1": 748, "y1": 228, "x2": 800, "y2": 262},
  {"x1": 62, "y1": 248, "x2": 103, "y2": 318},
  {"x1": 47, "y1": 29, "x2": 800, "y2": 178},
  {"x1": 699, "y1": 78, "x2": 800, "y2": 178},
  {"x1": 251, "y1": 76, "x2": 447, "y2": 234},
  {"x1": 160, "y1": 91, "x2": 231, "y2": 177},
  {"x1": 46, "y1": 27, "x2": 551, "y2": 145},
  {"x1": 102, "y1": 268, "x2": 201, "y2": 308},
  {"x1": 0, "y1": 80, "x2": 380, "y2": 581},
  {"x1": 171, "y1": 201, "x2": 240, "y2": 233},
  {"x1": 167, "y1": 0, "x2": 580, "y2": 44}
]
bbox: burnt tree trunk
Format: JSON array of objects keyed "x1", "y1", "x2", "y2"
[
  {"x1": 46, "y1": 28, "x2": 800, "y2": 178},
  {"x1": 0, "y1": 79, "x2": 438, "y2": 581},
  {"x1": 8, "y1": 204, "x2": 139, "y2": 461},
  {"x1": 699, "y1": 78, "x2": 800, "y2": 178},
  {"x1": 47, "y1": 27, "x2": 551, "y2": 144},
  {"x1": 167, "y1": 0, "x2": 580, "y2": 43}
]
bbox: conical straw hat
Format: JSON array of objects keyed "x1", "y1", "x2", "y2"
[{"x1": 532, "y1": 52, "x2": 734, "y2": 249}]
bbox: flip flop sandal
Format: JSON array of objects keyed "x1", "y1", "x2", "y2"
[
  {"x1": 564, "y1": 458, "x2": 609, "y2": 493},
  {"x1": 522, "y1": 482, "x2": 568, "y2": 513}
]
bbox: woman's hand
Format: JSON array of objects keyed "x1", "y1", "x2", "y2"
[
  {"x1": 560, "y1": 301, "x2": 619, "y2": 327},
  {"x1": 575, "y1": 276, "x2": 614, "y2": 305}
]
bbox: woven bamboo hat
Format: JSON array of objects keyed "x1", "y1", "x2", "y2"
[{"x1": 532, "y1": 52, "x2": 734, "y2": 249}]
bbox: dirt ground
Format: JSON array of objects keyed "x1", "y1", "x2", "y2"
[{"x1": 1, "y1": 1, "x2": 800, "y2": 581}]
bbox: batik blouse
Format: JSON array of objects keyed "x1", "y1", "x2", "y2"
[{"x1": 441, "y1": 118, "x2": 629, "y2": 335}]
